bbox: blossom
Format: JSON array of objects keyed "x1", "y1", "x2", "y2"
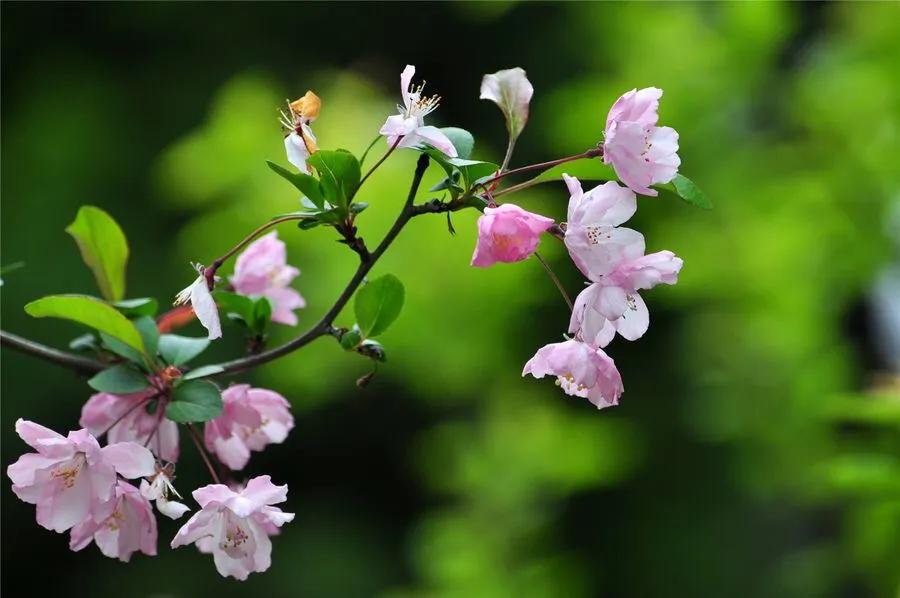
[
  {"x1": 480, "y1": 67, "x2": 534, "y2": 141},
  {"x1": 602, "y1": 87, "x2": 680, "y2": 196},
  {"x1": 230, "y1": 232, "x2": 306, "y2": 326},
  {"x1": 569, "y1": 250, "x2": 683, "y2": 345},
  {"x1": 522, "y1": 339, "x2": 623, "y2": 409},
  {"x1": 170, "y1": 475, "x2": 294, "y2": 580},
  {"x1": 69, "y1": 480, "x2": 157, "y2": 561},
  {"x1": 471, "y1": 203, "x2": 554, "y2": 267},
  {"x1": 379, "y1": 65, "x2": 457, "y2": 157},
  {"x1": 282, "y1": 91, "x2": 320, "y2": 174},
  {"x1": 80, "y1": 389, "x2": 179, "y2": 463},
  {"x1": 174, "y1": 268, "x2": 222, "y2": 340},
  {"x1": 204, "y1": 385, "x2": 294, "y2": 471},
  {"x1": 562, "y1": 174, "x2": 644, "y2": 280},
  {"x1": 7, "y1": 420, "x2": 156, "y2": 532},
  {"x1": 140, "y1": 465, "x2": 190, "y2": 520}
]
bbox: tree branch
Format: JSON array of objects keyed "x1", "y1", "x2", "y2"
[{"x1": 0, "y1": 330, "x2": 104, "y2": 374}]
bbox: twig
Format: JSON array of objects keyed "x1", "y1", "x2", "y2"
[
  {"x1": 0, "y1": 330, "x2": 104, "y2": 373},
  {"x1": 534, "y1": 252, "x2": 573, "y2": 311},
  {"x1": 357, "y1": 136, "x2": 402, "y2": 191},
  {"x1": 187, "y1": 423, "x2": 221, "y2": 484}
]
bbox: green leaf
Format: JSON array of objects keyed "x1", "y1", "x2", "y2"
[
  {"x1": 65, "y1": 206, "x2": 129, "y2": 301},
  {"x1": 308, "y1": 149, "x2": 361, "y2": 209},
  {"x1": 354, "y1": 273, "x2": 405, "y2": 338},
  {"x1": 88, "y1": 364, "x2": 150, "y2": 394},
  {"x1": 213, "y1": 290, "x2": 255, "y2": 326},
  {"x1": 349, "y1": 202, "x2": 369, "y2": 214},
  {"x1": 69, "y1": 333, "x2": 99, "y2": 352},
  {"x1": 165, "y1": 380, "x2": 223, "y2": 423},
  {"x1": 133, "y1": 316, "x2": 159, "y2": 358},
  {"x1": 340, "y1": 329, "x2": 362, "y2": 350},
  {"x1": 158, "y1": 334, "x2": 210, "y2": 365},
  {"x1": 440, "y1": 127, "x2": 475, "y2": 160},
  {"x1": 266, "y1": 160, "x2": 326, "y2": 209},
  {"x1": 113, "y1": 298, "x2": 158, "y2": 318},
  {"x1": 25, "y1": 295, "x2": 145, "y2": 354},
  {"x1": 100, "y1": 332, "x2": 146, "y2": 365},
  {"x1": 252, "y1": 297, "x2": 272, "y2": 334},
  {"x1": 450, "y1": 159, "x2": 500, "y2": 189},
  {"x1": 181, "y1": 365, "x2": 224, "y2": 380},
  {"x1": 659, "y1": 174, "x2": 713, "y2": 209}
]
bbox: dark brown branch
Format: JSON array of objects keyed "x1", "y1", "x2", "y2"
[{"x1": 1, "y1": 330, "x2": 104, "y2": 374}]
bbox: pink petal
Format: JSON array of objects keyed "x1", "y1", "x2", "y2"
[{"x1": 101, "y1": 442, "x2": 156, "y2": 479}]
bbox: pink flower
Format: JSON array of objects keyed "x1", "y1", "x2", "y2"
[
  {"x1": 69, "y1": 480, "x2": 157, "y2": 561},
  {"x1": 230, "y1": 232, "x2": 306, "y2": 326},
  {"x1": 379, "y1": 65, "x2": 458, "y2": 157},
  {"x1": 471, "y1": 204, "x2": 554, "y2": 267},
  {"x1": 569, "y1": 250, "x2": 683, "y2": 346},
  {"x1": 80, "y1": 390, "x2": 179, "y2": 463},
  {"x1": 204, "y1": 385, "x2": 294, "y2": 471},
  {"x1": 563, "y1": 174, "x2": 644, "y2": 280},
  {"x1": 7, "y1": 420, "x2": 156, "y2": 532},
  {"x1": 174, "y1": 271, "x2": 221, "y2": 340},
  {"x1": 602, "y1": 87, "x2": 680, "y2": 197},
  {"x1": 522, "y1": 339, "x2": 623, "y2": 409},
  {"x1": 170, "y1": 475, "x2": 294, "y2": 580}
]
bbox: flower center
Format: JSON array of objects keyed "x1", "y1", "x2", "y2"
[
  {"x1": 585, "y1": 225, "x2": 613, "y2": 246},
  {"x1": 403, "y1": 82, "x2": 441, "y2": 119},
  {"x1": 51, "y1": 453, "x2": 86, "y2": 489}
]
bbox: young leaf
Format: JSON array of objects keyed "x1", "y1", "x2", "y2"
[
  {"x1": 309, "y1": 150, "x2": 361, "y2": 208},
  {"x1": 252, "y1": 297, "x2": 272, "y2": 334},
  {"x1": 440, "y1": 127, "x2": 475, "y2": 160},
  {"x1": 25, "y1": 294, "x2": 145, "y2": 354},
  {"x1": 100, "y1": 332, "x2": 146, "y2": 366},
  {"x1": 113, "y1": 298, "x2": 159, "y2": 318},
  {"x1": 213, "y1": 290, "x2": 256, "y2": 327},
  {"x1": 88, "y1": 364, "x2": 151, "y2": 394},
  {"x1": 659, "y1": 174, "x2": 713, "y2": 209},
  {"x1": 480, "y1": 68, "x2": 534, "y2": 142},
  {"x1": 165, "y1": 380, "x2": 223, "y2": 423},
  {"x1": 266, "y1": 160, "x2": 326, "y2": 209},
  {"x1": 181, "y1": 365, "x2": 225, "y2": 380},
  {"x1": 65, "y1": 206, "x2": 129, "y2": 301},
  {"x1": 354, "y1": 274, "x2": 405, "y2": 338},
  {"x1": 158, "y1": 334, "x2": 210, "y2": 365},
  {"x1": 133, "y1": 316, "x2": 160, "y2": 358}
]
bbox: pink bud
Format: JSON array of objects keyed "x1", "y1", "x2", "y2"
[{"x1": 470, "y1": 204, "x2": 554, "y2": 267}]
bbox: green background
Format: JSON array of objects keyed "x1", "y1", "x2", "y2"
[{"x1": 2, "y1": 2, "x2": 898, "y2": 596}]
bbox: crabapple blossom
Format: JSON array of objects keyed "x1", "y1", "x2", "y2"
[
  {"x1": 140, "y1": 465, "x2": 190, "y2": 520},
  {"x1": 522, "y1": 339, "x2": 624, "y2": 409},
  {"x1": 562, "y1": 174, "x2": 644, "y2": 281},
  {"x1": 471, "y1": 203, "x2": 554, "y2": 267},
  {"x1": 7, "y1": 419, "x2": 155, "y2": 532},
  {"x1": 170, "y1": 476, "x2": 294, "y2": 580},
  {"x1": 230, "y1": 231, "x2": 306, "y2": 326},
  {"x1": 480, "y1": 67, "x2": 534, "y2": 141},
  {"x1": 204, "y1": 385, "x2": 294, "y2": 471},
  {"x1": 569, "y1": 250, "x2": 683, "y2": 345},
  {"x1": 69, "y1": 480, "x2": 157, "y2": 561},
  {"x1": 379, "y1": 65, "x2": 457, "y2": 157},
  {"x1": 80, "y1": 389, "x2": 179, "y2": 463},
  {"x1": 602, "y1": 87, "x2": 680, "y2": 197},
  {"x1": 283, "y1": 90, "x2": 321, "y2": 174},
  {"x1": 174, "y1": 270, "x2": 222, "y2": 340}
]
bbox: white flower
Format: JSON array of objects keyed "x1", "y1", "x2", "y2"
[
  {"x1": 140, "y1": 466, "x2": 190, "y2": 520},
  {"x1": 174, "y1": 265, "x2": 221, "y2": 340},
  {"x1": 379, "y1": 65, "x2": 457, "y2": 157}
]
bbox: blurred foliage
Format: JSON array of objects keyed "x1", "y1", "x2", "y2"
[{"x1": 2, "y1": 2, "x2": 899, "y2": 597}]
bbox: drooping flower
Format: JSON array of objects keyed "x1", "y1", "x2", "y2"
[
  {"x1": 170, "y1": 475, "x2": 295, "y2": 580},
  {"x1": 562, "y1": 174, "x2": 644, "y2": 280},
  {"x1": 480, "y1": 67, "x2": 534, "y2": 143},
  {"x1": 7, "y1": 420, "x2": 156, "y2": 532},
  {"x1": 69, "y1": 480, "x2": 157, "y2": 561},
  {"x1": 602, "y1": 87, "x2": 680, "y2": 197},
  {"x1": 140, "y1": 464, "x2": 190, "y2": 520},
  {"x1": 522, "y1": 339, "x2": 624, "y2": 409},
  {"x1": 569, "y1": 250, "x2": 683, "y2": 345},
  {"x1": 174, "y1": 266, "x2": 222, "y2": 340},
  {"x1": 80, "y1": 389, "x2": 179, "y2": 463},
  {"x1": 471, "y1": 203, "x2": 554, "y2": 267},
  {"x1": 282, "y1": 90, "x2": 321, "y2": 174},
  {"x1": 379, "y1": 65, "x2": 458, "y2": 157},
  {"x1": 204, "y1": 385, "x2": 294, "y2": 471},
  {"x1": 230, "y1": 232, "x2": 306, "y2": 326}
]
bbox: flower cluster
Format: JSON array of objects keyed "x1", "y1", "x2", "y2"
[
  {"x1": 7, "y1": 62, "x2": 699, "y2": 582},
  {"x1": 470, "y1": 77, "x2": 684, "y2": 408}
]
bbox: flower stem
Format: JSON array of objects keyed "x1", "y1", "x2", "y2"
[
  {"x1": 483, "y1": 146, "x2": 602, "y2": 187},
  {"x1": 357, "y1": 136, "x2": 402, "y2": 192},
  {"x1": 187, "y1": 423, "x2": 220, "y2": 484},
  {"x1": 534, "y1": 251, "x2": 573, "y2": 311}
]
